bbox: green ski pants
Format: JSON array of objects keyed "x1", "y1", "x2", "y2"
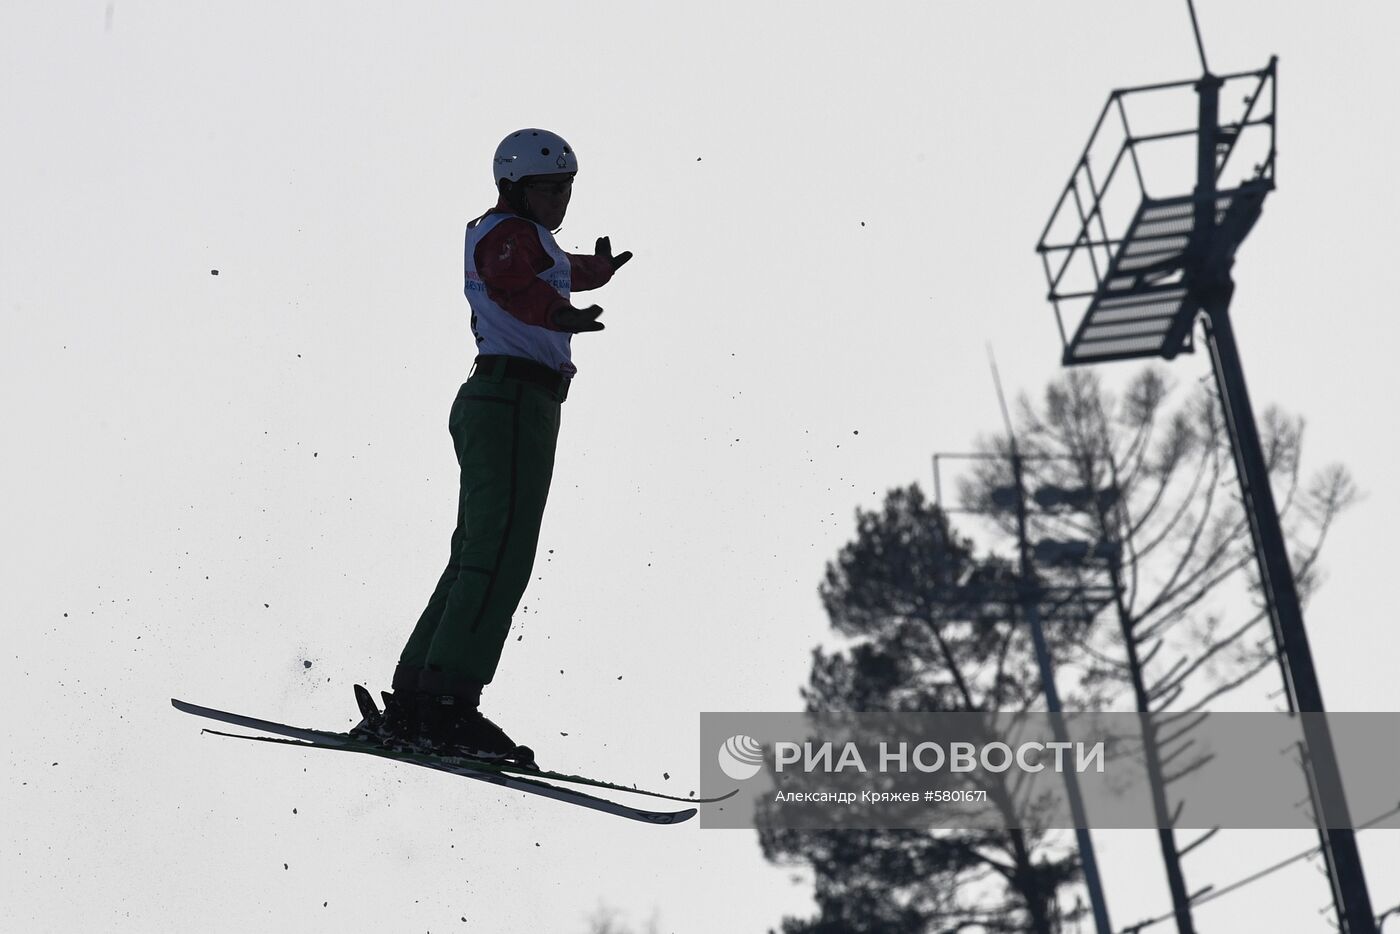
[{"x1": 397, "y1": 360, "x2": 562, "y2": 691}]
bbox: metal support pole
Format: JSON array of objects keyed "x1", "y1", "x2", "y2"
[
  {"x1": 1200, "y1": 304, "x2": 1377, "y2": 934},
  {"x1": 1188, "y1": 65, "x2": 1376, "y2": 934},
  {"x1": 1008, "y1": 452, "x2": 1114, "y2": 934}
]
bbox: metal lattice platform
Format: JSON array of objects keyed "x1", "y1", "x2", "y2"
[{"x1": 1036, "y1": 61, "x2": 1276, "y2": 367}]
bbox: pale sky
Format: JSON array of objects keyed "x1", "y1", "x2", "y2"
[{"x1": 3, "y1": 2, "x2": 1397, "y2": 932}]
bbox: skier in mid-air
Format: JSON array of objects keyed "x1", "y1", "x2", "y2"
[{"x1": 356, "y1": 129, "x2": 631, "y2": 767}]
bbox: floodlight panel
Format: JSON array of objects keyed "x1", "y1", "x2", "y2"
[
  {"x1": 1065, "y1": 295, "x2": 1193, "y2": 365},
  {"x1": 1061, "y1": 190, "x2": 1193, "y2": 365}
]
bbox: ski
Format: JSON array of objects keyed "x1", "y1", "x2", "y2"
[
  {"x1": 171, "y1": 695, "x2": 729, "y2": 804},
  {"x1": 205, "y1": 727, "x2": 696, "y2": 824},
  {"x1": 171, "y1": 697, "x2": 733, "y2": 824}
]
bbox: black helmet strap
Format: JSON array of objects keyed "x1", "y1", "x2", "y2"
[{"x1": 499, "y1": 178, "x2": 538, "y2": 223}]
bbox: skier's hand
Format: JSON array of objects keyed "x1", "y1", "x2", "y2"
[
  {"x1": 595, "y1": 236, "x2": 632, "y2": 271},
  {"x1": 552, "y1": 304, "x2": 605, "y2": 333}
]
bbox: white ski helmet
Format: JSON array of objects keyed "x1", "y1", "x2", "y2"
[{"x1": 493, "y1": 128, "x2": 577, "y2": 183}]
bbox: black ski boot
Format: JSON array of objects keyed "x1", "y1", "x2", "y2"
[
  {"x1": 349, "y1": 684, "x2": 421, "y2": 751},
  {"x1": 420, "y1": 691, "x2": 537, "y2": 769}
]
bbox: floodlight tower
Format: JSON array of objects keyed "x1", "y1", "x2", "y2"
[
  {"x1": 933, "y1": 444, "x2": 1118, "y2": 934},
  {"x1": 1033, "y1": 4, "x2": 1378, "y2": 934}
]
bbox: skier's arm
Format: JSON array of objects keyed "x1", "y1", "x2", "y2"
[
  {"x1": 569, "y1": 237, "x2": 632, "y2": 292},
  {"x1": 474, "y1": 218, "x2": 572, "y2": 330}
]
